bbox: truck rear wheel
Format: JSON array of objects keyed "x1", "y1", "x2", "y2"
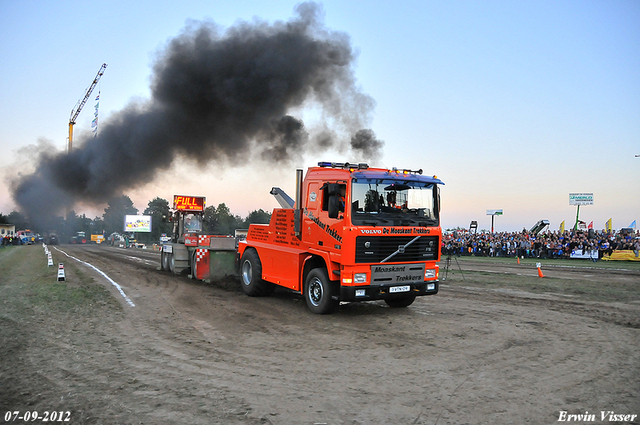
[
  {"x1": 169, "y1": 253, "x2": 176, "y2": 273},
  {"x1": 384, "y1": 294, "x2": 417, "y2": 308},
  {"x1": 240, "y1": 249, "x2": 274, "y2": 296},
  {"x1": 170, "y1": 244, "x2": 190, "y2": 275},
  {"x1": 305, "y1": 268, "x2": 338, "y2": 314}
]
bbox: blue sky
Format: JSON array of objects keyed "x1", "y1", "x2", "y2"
[{"x1": 1, "y1": 0, "x2": 638, "y2": 232}]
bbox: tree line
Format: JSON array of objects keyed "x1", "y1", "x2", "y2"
[{"x1": 0, "y1": 195, "x2": 271, "y2": 243}]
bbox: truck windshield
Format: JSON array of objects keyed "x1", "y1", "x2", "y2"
[{"x1": 351, "y1": 180, "x2": 438, "y2": 227}]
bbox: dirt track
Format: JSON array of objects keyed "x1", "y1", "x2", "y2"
[{"x1": 1, "y1": 244, "x2": 639, "y2": 424}]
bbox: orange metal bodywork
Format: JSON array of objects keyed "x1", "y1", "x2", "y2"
[{"x1": 237, "y1": 165, "x2": 442, "y2": 299}]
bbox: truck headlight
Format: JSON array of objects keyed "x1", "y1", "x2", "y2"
[
  {"x1": 354, "y1": 273, "x2": 367, "y2": 284},
  {"x1": 427, "y1": 283, "x2": 436, "y2": 291},
  {"x1": 425, "y1": 269, "x2": 436, "y2": 279}
]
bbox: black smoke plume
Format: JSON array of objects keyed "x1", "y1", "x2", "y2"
[{"x1": 11, "y1": 2, "x2": 383, "y2": 226}]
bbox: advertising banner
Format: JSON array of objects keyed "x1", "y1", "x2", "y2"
[
  {"x1": 124, "y1": 215, "x2": 152, "y2": 232},
  {"x1": 486, "y1": 209, "x2": 503, "y2": 215},
  {"x1": 570, "y1": 249, "x2": 598, "y2": 260},
  {"x1": 569, "y1": 193, "x2": 593, "y2": 205}
]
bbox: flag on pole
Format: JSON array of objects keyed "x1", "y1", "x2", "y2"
[
  {"x1": 605, "y1": 218, "x2": 612, "y2": 232},
  {"x1": 559, "y1": 220, "x2": 565, "y2": 233}
]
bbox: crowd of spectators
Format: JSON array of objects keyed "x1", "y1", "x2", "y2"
[
  {"x1": 1, "y1": 235, "x2": 23, "y2": 246},
  {"x1": 442, "y1": 228, "x2": 640, "y2": 260}
]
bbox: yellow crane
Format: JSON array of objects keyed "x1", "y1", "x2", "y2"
[{"x1": 68, "y1": 63, "x2": 107, "y2": 152}]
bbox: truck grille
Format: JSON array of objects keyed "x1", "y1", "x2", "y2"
[{"x1": 355, "y1": 235, "x2": 439, "y2": 263}]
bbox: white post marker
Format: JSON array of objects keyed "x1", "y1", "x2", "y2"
[
  {"x1": 47, "y1": 254, "x2": 53, "y2": 267},
  {"x1": 54, "y1": 247, "x2": 135, "y2": 307},
  {"x1": 57, "y1": 263, "x2": 66, "y2": 281}
]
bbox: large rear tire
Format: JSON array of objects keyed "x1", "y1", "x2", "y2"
[
  {"x1": 168, "y1": 252, "x2": 175, "y2": 273},
  {"x1": 160, "y1": 249, "x2": 167, "y2": 271},
  {"x1": 240, "y1": 249, "x2": 274, "y2": 296},
  {"x1": 170, "y1": 244, "x2": 190, "y2": 275},
  {"x1": 305, "y1": 268, "x2": 338, "y2": 314},
  {"x1": 190, "y1": 249, "x2": 198, "y2": 279}
]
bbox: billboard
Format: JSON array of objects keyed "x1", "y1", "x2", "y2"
[
  {"x1": 569, "y1": 193, "x2": 593, "y2": 206},
  {"x1": 124, "y1": 215, "x2": 152, "y2": 233},
  {"x1": 486, "y1": 209, "x2": 503, "y2": 215}
]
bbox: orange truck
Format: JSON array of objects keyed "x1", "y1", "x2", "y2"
[
  {"x1": 160, "y1": 162, "x2": 444, "y2": 314},
  {"x1": 237, "y1": 162, "x2": 444, "y2": 314}
]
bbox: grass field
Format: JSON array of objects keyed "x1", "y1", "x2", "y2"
[
  {"x1": 451, "y1": 253, "x2": 640, "y2": 271},
  {"x1": 0, "y1": 245, "x2": 122, "y2": 321},
  {"x1": 440, "y1": 255, "x2": 640, "y2": 304}
]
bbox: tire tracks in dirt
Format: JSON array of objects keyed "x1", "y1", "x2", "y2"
[{"x1": 39, "y1": 245, "x2": 640, "y2": 424}]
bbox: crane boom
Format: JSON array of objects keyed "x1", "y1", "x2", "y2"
[{"x1": 68, "y1": 63, "x2": 107, "y2": 152}]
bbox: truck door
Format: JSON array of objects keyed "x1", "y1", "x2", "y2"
[
  {"x1": 304, "y1": 181, "x2": 321, "y2": 239},
  {"x1": 319, "y1": 182, "x2": 346, "y2": 250},
  {"x1": 303, "y1": 180, "x2": 345, "y2": 249}
]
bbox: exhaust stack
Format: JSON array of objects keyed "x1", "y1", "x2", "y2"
[{"x1": 294, "y1": 169, "x2": 303, "y2": 239}]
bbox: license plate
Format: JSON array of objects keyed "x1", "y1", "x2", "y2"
[{"x1": 389, "y1": 285, "x2": 410, "y2": 293}]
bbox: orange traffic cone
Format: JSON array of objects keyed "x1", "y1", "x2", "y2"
[
  {"x1": 537, "y1": 263, "x2": 545, "y2": 278},
  {"x1": 517, "y1": 257, "x2": 520, "y2": 264}
]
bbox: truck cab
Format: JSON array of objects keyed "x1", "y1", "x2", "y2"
[{"x1": 238, "y1": 162, "x2": 444, "y2": 314}]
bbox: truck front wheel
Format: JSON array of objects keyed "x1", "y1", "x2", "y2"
[
  {"x1": 305, "y1": 268, "x2": 338, "y2": 314},
  {"x1": 240, "y1": 249, "x2": 274, "y2": 296}
]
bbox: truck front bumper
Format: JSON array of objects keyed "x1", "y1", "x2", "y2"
[{"x1": 339, "y1": 281, "x2": 439, "y2": 302}]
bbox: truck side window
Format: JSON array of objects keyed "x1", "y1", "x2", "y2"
[{"x1": 321, "y1": 183, "x2": 346, "y2": 219}]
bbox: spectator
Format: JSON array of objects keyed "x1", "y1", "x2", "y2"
[{"x1": 441, "y1": 228, "x2": 639, "y2": 261}]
